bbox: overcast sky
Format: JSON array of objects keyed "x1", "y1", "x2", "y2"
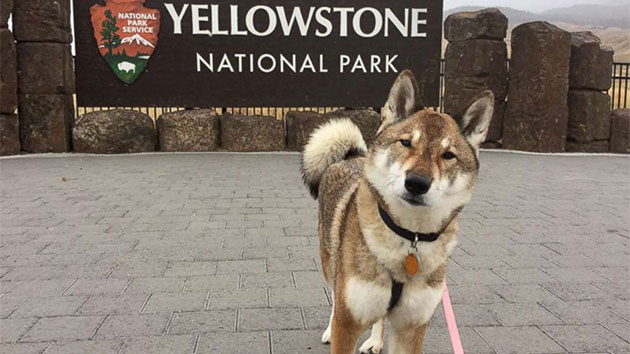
[{"x1": 444, "y1": 0, "x2": 626, "y2": 12}]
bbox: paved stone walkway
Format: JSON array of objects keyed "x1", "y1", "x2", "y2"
[{"x1": 0, "y1": 152, "x2": 628, "y2": 354}]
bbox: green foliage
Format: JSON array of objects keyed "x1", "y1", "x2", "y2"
[{"x1": 101, "y1": 9, "x2": 121, "y2": 56}]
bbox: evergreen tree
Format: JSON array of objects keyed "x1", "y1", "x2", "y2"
[{"x1": 101, "y1": 10, "x2": 121, "y2": 56}]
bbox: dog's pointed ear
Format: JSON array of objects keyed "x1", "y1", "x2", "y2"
[
  {"x1": 460, "y1": 91, "x2": 494, "y2": 154},
  {"x1": 379, "y1": 70, "x2": 424, "y2": 133}
]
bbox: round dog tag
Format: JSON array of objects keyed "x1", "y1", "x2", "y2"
[{"x1": 405, "y1": 253, "x2": 420, "y2": 275}]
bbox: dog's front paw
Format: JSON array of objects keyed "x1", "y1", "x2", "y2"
[
  {"x1": 321, "y1": 326, "x2": 331, "y2": 344},
  {"x1": 358, "y1": 336, "x2": 383, "y2": 353}
]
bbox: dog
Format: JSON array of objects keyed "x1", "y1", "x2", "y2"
[{"x1": 301, "y1": 70, "x2": 493, "y2": 354}]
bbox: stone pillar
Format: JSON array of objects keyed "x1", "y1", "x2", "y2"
[
  {"x1": 443, "y1": 8, "x2": 508, "y2": 147},
  {"x1": 14, "y1": 0, "x2": 74, "y2": 153},
  {"x1": 610, "y1": 109, "x2": 629, "y2": 154},
  {"x1": 565, "y1": 32, "x2": 614, "y2": 153},
  {"x1": 503, "y1": 22, "x2": 571, "y2": 152},
  {"x1": 0, "y1": 0, "x2": 19, "y2": 155}
]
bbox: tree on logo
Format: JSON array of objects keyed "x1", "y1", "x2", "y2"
[{"x1": 101, "y1": 10, "x2": 121, "y2": 56}]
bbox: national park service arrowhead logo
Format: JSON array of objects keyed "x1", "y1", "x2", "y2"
[{"x1": 90, "y1": 0, "x2": 160, "y2": 84}]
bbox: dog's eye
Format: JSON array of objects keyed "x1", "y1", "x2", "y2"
[
  {"x1": 442, "y1": 151, "x2": 456, "y2": 160},
  {"x1": 400, "y1": 140, "x2": 412, "y2": 148}
]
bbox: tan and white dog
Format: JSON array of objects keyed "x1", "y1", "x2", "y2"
[{"x1": 301, "y1": 70, "x2": 494, "y2": 354}]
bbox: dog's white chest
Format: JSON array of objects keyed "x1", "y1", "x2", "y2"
[
  {"x1": 345, "y1": 276, "x2": 445, "y2": 327},
  {"x1": 345, "y1": 277, "x2": 390, "y2": 325},
  {"x1": 390, "y1": 281, "x2": 445, "y2": 326}
]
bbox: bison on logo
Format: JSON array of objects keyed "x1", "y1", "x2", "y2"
[{"x1": 90, "y1": 0, "x2": 160, "y2": 84}]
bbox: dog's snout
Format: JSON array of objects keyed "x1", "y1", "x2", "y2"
[{"x1": 404, "y1": 174, "x2": 432, "y2": 195}]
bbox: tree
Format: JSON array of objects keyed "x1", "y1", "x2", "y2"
[{"x1": 101, "y1": 10, "x2": 121, "y2": 56}]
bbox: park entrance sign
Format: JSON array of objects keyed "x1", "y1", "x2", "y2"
[{"x1": 74, "y1": 0, "x2": 444, "y2": 107}]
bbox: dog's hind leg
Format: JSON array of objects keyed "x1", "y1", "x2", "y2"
[
  {"x1": 322, "y1": 294, "x2": 334, "y2": 344},
  {"x1": 358, "y1": 318, "x2": 385, "y2": 353}
]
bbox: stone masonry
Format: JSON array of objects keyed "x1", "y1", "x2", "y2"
[
  {"x1": 566, "y1": 32, "x2": 614, "y2": 153},
  {"x1": 444, "y1": 9, "x2": 509, "y2": 145},
  {"x1": 157, "y1": 109, "x2": 221, "y2": 152},
  {"x1": 13, "y1": 0, "x2": 74, "y2": 153},
  {"x1": 503, "y1": 22, "x2": 571, "y2": 152},
  {"x1": 0, "y1": 1, "x2": 19, "y2": 155},
  {"x1": 0, "y1": 152, "x2": 628, "y2": 353}
]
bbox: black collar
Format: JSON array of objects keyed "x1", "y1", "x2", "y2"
[{"x1": 377, "y1": 205, "x2": 442, "y2": 243}]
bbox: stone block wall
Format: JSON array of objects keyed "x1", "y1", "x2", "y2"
[
  {"x1": 610, "y1": 109, "x2": 629, "y2": 154},
  {"x1": 13, "y1": 0, "x2": 74, "y2": 153},
  {"x1": 443, "y1": 8, "x2": 508, "y2": 146},
  {"x1": 0, "y1": 0, "x2": 19, "y2": 155},
  {"x1": 565, "y1": 32, "x2": 614, "y2": 152},
  {"x1": 503, "y1": 22, "x2": 571, "y2": 152}
]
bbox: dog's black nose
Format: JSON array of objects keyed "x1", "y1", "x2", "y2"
[{"x1": 405, "y1": 175, "x2": 432, "y2": 195}]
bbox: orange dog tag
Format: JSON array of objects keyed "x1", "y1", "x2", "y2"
[{"x1": 405, "y1": 253, "x2": 420, "y2": 275}]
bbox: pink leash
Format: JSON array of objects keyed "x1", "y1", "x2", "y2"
[{"x1": 442, "y1": 285, "x2": 465, "y2": 354}]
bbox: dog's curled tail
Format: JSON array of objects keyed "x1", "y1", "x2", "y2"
[{"x1": 301, "y1": 119, "x2": 367, "y2": 199}]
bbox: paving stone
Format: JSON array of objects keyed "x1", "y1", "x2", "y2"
[
  {"x1": 489, "y1": 284, "x2": 561, "y2": 303},
  {"x1": 64, "y1": 278, "x2": 129, "y2": 296},
  {"x1": 542, "y1": 282, "x2": 610, "y2": 301},
  {"x1": 216, "y1": 259, "x2": 266, "y2": 274},
  {"x1": 0, "y1": 296, "x2": 24, "y2": 319},
  {"x1": 119, "y1": 334, "x2": 196, "y2": 354},
  {"x1": 10, "y1": 296, "x2": 86, "y2": 318},
  {"x1": 605, "y1": 323, "x2": 630, "y2": 342},
  {"x1": 1, "y1": 264, "x2": 112, "y2": 281},
  {"x1": 445, "y1": 304, "x2": 501, "y2": 327},
  {"x1": 540, "y1": 299, "x2": 628, "y2": 324},
  {"x1": 542, "y1": 267, "x2": 609, "y2": 283},
  {"x1": 78, "y1": 294, "x2": 148, "y2": 315},
  {"x1": 110, "y1": 263, "x2": 167, "y2": 278},
  {"x1": 239, "y1": 307, "x2": 303, "y2": 331},
  {"x1": 270, "y1": 287, "x2": 329, "y2": 307},
  {"x1": 240, "y1": 272, "x2": 294, "y2": 288},
  {"x1": 168, "y1": 309, "x2": 236, "y2": 334},
  {"x1": 243, "y1": 247, "x2": 289, "y2": 259},
  {"x1": 45, "y1": 340, "x2": 123, "y2": 354},
  {"x1": 541, "y1": 324, "x2": 630, "y2": 352},
  {"x1": 184, "y1": 275, "x2": 239, "y2": 293},
  {"x1": 492, "y1": 268, "x2": 557, "y2": 284},
  {"x1": 95, "y1": 314, "x2": 169, "y2": 339},
  {"x1": 197, "y1": 331, "x2": 269, "y2": 354},
  {"x1": 209, "y1": 288, "x2": 267, "y2": 309},
  {"x1": 267, "y1": 257, "x2": 317, "y2": 272},
  {"x1": 142, "y1": 293, "x2": 207, "y2": 313},
  {"x1": 0, "y1": 342, "x2": 49, "y2": 354},
  {"x1": 475, "y1": 325, "x2": 566, "y2": 354},
  {"x1": 21, "y1": 315, "x2": 104, "y2": 342},
  {"x1": 447, "y1": 269, "x2": 508, "y2": 285},
  {"x1": 271, "y1": 330, "x2": 328, "y2": 354},
  {"x1": 293, "y1": 271, "x2": 325, "y2": 288},
  {"x1": 302, "y1": 306, "x2": 331, "y2": 330},
  {"x1": 481, "y1": 302, "x2": 563, "y2": 326},
  {"x1": 424, "y1": 326, "x2": 495, "y2": 353},
  {"x1": 124, "y1": 277, "x2": 187, "y2": 294},
  {"x1": 196, "y1": 247, "x2": 243, "y2": 261},
  {"x1": 602, "y1": 299, "x2": 630, "y2": 320},
  {"x1": 0, "y1": 152, "x2": 629, "y2": 352},
  {"x1": 164, "y1": 262, "x2": 217, "y2": 277},
  {"x1": 288, "y1": 246, "x2": 320, "y2": 259},
  {"x1": 0, "y1": 318, "x2": 36, "y2": 342}
]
